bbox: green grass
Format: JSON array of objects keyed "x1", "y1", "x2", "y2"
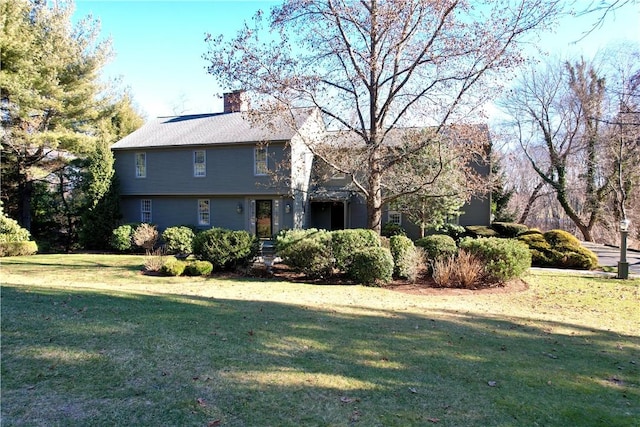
[{"x1": 1, "y1": 254, "x2": 639, "y2": 426}]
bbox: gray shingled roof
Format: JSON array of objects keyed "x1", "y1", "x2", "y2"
[{"x1": 111, "y1": 109, "x2": 315, "y2": 150}]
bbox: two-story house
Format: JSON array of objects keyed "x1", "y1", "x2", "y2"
[{"x1": 111, "y1": 91, "x2": 491, "y2": 240}]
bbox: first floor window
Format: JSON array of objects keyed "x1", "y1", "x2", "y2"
[
  {"x1": 194, "y1": 150, "x2": 206, "y2": 177},
  {"x1": 135, "y1": 152, "x2": 146, "y2": 178},
  {"x1": 388, "y1": 210, "x2": 401, "y2": 225},
  {"x1": 198, "y1": 199, "x2": 210, "y2": 225},
  {"x1": 254, "y1": 146, "x2": 268, "y2": 175},
  {"x1": 141, "y1": 199, "x2": 152, "y2": 223}
]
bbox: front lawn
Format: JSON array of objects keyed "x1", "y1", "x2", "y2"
[{"x1": 1, "y1": 254, "x2": 638, "y2": 426}]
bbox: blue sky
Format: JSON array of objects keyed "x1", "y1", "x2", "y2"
[{"x1": 74, "y1": 1, "x2": 640, "y2": 121}]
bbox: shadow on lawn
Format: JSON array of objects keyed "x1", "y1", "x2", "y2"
[{"x1": 1, "y1": 285, "x2": 638, "y2": 426}]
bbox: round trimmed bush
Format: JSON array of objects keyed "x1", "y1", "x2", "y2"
[
  {"x1": 460, "y1": 237, "x2": 531, "y2": 282},
  {"x1": 390, "y1": 235, "x2": 417, "y2": 279},
  {"x1": 0, "y1": 213, "x2": 31, "y2": 243},
  {"x1": 330, "y1": 229, "x2": 380, "y2": 271},
  {"x1": 110, "y1": 224, "x2": 135, "y2": 252},
  {"x1": 193, "y1": 228, "x2": 258, "y2": 271},
  {"x1": 162, "y1": 226, "x2": 195, "y2": 255},
  {"x1": 184, "y1": 260, "x2": 213, "y2": 276},
  {"x1": 161, "y1": 257, "x2": 186, "y2": 276},
  {"x1": 416, "y1": 234, "x2": 457, "y2": 261},
  {"x1": 0, "y1": 241, "x2": 38, "y2": 257},
  {"x1": 381, "y1": 222, "x2": 406, "y2": 237},
  {"x1": 518, "y1": 229, "x2": 598, "y2": 270},
  {"x1": 518, "y1": 231, "x2": 554, "y2": 266},
  {"x1": 348, "y1": 246, "x2": 394, "y2": 286},
  {"x1": 284, "y1": 237, "x2": 334, "y2": 278}
]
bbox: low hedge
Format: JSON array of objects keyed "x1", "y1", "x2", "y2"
[
  {"x1": 491, "y1": 222, "x2": 529, "y2": 238},
  {"x1": 0, "y1": 241, "x2": 38, "y2": 257},
  {"x1": 161, "y1": 257, "x2": 186, "y2": 276}
]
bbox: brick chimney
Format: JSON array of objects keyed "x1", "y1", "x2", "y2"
[{"x1": 223, "y1": 90, "x2": 248, "y2": 113}]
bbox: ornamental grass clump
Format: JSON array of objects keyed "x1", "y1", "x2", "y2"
[
  {"x1": 133, "y1": 223, "x2": 159, "y2": 251},
  {"x1": 432, "y1": 250, "x2": 484, "y2": 288}
]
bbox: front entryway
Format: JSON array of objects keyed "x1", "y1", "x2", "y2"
[
  {"x1": 310, "y1": 201, "x2": 345, "y2": 231},
  {"x1": 256, "y1": 199, "x2": 272, "y2": 239}
]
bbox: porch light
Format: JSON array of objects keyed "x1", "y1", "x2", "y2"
[
  {"x1": 285, "y1": 203, "x2": 291, "y2": 214},
  {"x1": 237, "y1": 203, "x2": 243, "y2": 214},
  {"x1": 618, "y1": 219, "x2": 631, "y2": 279}
]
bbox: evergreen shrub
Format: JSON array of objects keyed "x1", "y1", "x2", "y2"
[
  {"x1": 110, "y1": 224, "x2": 136, "y2": 252},
  {"x1": 460, "y1": 237, "x2": 531, "y2": 282},
  {"x1": 491, "y1": 222, "x2": 529, "y2": 238},
  {"x1": 0, "y1": 241, "x2": 38, "y2": 257},
  {"x1": 161, "y1": 257, "x2": 186, "y2": 276},
  {"x1": 348, "y1": 247, "x2": 394, "y2": 286},
  {"x1": 465, "y1": 225, "x2": 499, "y2": 238},
  {"x1": 162, "y1": 226, "x2": 195, "y2": 255},
  {"x1": 284, "y1": 237, "x2": 334, "y2": 278},
  {"x1": 518, "y1": 229, "x2": 598, "y2": 269},
  {"x1": 184, "y1": 260, "x2": 213, "y2": 276},
  {"x1": 330, "y1": 229, "x2": 380, "y2": 271},
  {"x1": 0, "y1": 213, "x2": 31, "y2": 243},
  {"x1": 389, "y1": 235, "x2": 419, "y2": 280},
  {"x1": 193, "y1": 228, "x2": 258, "y2": 271},
  {"x1": 381, "y1": 222, "x2": 406, "y2": 237},
  {"x1": 416, "y1": 234, "x2": 458, "y2": 262}
]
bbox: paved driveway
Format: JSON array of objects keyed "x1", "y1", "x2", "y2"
[{"x1": 581, "y1": 241, "x2": 640, "y2": 275}]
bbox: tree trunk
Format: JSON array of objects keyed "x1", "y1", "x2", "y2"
[
  {"x1": 367, "y1": 162, "x2": 383, "y2": 234},
  {"x1": 18, "y1": 177, "x2": 32, "y2": 232}
]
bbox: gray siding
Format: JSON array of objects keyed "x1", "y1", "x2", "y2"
[
  {"x1": 114, "y1": 143, "x2": 289, "y2": 196},
  {"x1": 120, "y1": 195, "x2": 295, "y2": 235}
]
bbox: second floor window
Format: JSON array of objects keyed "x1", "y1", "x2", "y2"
[
  {"x1": 135, "y1": 153, "x2": 146, "y2": 178},
  {"x1": 194, "y1": 150, "x2": 206, "y2": 177},
  {"x1": 388, "y1": 211, "x2": 401, "y2": 225},
  {"x1": 255, "y1": 146, "x2": 268, "y2": 176},
  {"x1": 141, "y1": 199, "x2": 152, "y2": 223},
  {"x1": 198, "y1": 199, "x2": 210, "y2": 226}
]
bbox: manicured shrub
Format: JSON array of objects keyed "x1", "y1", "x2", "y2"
[
  {"x1": 348, "y1": 247, "x2": 394, "y2": 286},
  {"x1": 518, "y1": 232, "x2": 554, "y2": 266},
  {"x1": 416, "y1": 234, "x2": 457, "y2": 262},
  {"x1": 430, "y1": 223, "x2": 466, "y2": 241},
  {"x1": 543, "y1": 230, "x2": 598, "y2": 269},
  {"x1": 162, "y1": 226, "x2": 195, "y2": 255},
  {"x1": 518, "y1": 229, "x2": 598, "y2": 270},
  {"x1": 381, "y1": 222, "x2": 406, "y2": 237},
  {"x1": 193, "y1": 228, "x2": 258, "y2": 271},
  {"x1": 330, "y1": 229, "x2": 380, "y2": 271},
  {"x1": 283, "y1": 237, "x2": 334, "y2": 278},
  {"x1": 390, "y1": 235, "x2": 420, "y2": 280},
  {"x1": 0, "y1": 213, "x2": 31, "y2": 243},
  {"x1": 465, "y1": 225, "x2": 499, "y2": 238},
  {"x1": 184, "y1": 260, "x2": 214, "y2": 276},
  {"x1": 275, "y1": 228, "x2": 329, "y2": 254},
  {"x1": 0, "y1": 241, "x2": 38, "y2": 257},
  {"x1": 460, "y1": 237, "x2": 531, "y2": 282},
  {"x1": 110, "y1": 224, "x2": 135, "y2": 252},
  {"x1": 133, "y1": 223, "x2": 159, "y2": 251},
  {"x1": 161, "y1": 257, "x2": 186, "y2": 276},
  {"x1": 491, "y1": 222, "x2": 529, "y2": 238}
]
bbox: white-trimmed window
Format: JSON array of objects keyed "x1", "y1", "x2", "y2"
[
  {"x1": 141, "y1": 199, "x2": 152, "y2": 223},
  {"x1": 135, "y1": 153, "x2": 146, "y2": 178},
  {"x1": 388, "y1": 210, "x2": 402, "y2": 225},
  {"x1": 254, "y1": 146, "x2": 268, "y2": 176},
  {"x1": 194, "y1": 150, "x2": 206, "y2": 177},
  {"x1": 198, "y1": 199, "x2": 210, "y2": 226}
]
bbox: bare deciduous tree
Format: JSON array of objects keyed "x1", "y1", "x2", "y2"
[{"x1": 204, "y1": 0, "x2": 562, "y2": 233}]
